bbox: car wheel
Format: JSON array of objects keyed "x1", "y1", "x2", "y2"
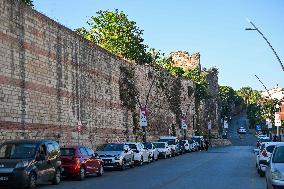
[
  {"x1": 78, "y1": 167, "x2": 86, "y2": 180},
  {"x1": 155, "y1": 155, "x2": 158, "y2": 161},
  {"x1": 139, "y1": 157, "x2": 143, "y2": 166},
  {"x1": 259, "y1": 170, "x2": 265, "y2": 177},
  {"x1": 52, "y1": 168, "x2": 61, "y2": 185},
  {"x1": 148, "y1": 156, "x2": 151, "y2": 163},
  {"x1": 97, "y1": 165, "x2": 104, "y2": 176},
  {"x1": 130, "y1": 159, "x2": 135, "y2": 168},
  {"x1": 27, "y1": 172, "x2": 36, "y2": 189},
  {"x1": 120, "y1": 160, "x2": 126, "y2": 171}
]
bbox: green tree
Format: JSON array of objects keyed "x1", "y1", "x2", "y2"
[
  {"x1": 76, "y1": 9, "x2": 152, "y2": 64},
  {"x1": 21, "y1": 0, "x2": 33, "y2": 7},
  {"x1": 247, "y1": 103, "x2": 262, "y2": 128},
  {"x1": 237, "y1": 87, "x2": 261, "y2": 105},
  {"x1": 219, "y1": 86, "x2": 236, "y2": 118}
]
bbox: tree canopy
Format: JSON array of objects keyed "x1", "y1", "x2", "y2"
[
  {"x1": 21, "y1": 0, "x2": 33, "y2": 7},
  {"x1": 76, "y1": 9, "x2": 152, "y2": 64}
]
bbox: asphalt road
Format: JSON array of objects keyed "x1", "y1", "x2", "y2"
[{"x1": 39, "y1": 114, "x2": 264, "y2": 189}]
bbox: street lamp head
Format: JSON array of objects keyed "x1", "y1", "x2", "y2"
[{"x1": 245, "y1": 28, "x2": 256, "y2": 31}]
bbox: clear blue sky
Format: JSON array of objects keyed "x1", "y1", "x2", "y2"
[{"x1": 34, "y1": 0, "x2": 284, "y2": 91}]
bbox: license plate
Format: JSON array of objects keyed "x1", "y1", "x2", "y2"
[{"x1": 0, "y1": 177, "x2": 8, "y2": 181}]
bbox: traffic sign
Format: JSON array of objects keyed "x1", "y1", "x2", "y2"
[
  {"x1": 140, "y1": 107, "x2": 147, "y2": 127},
  {"x1": 224, "y1": 120, "x2": 228, "y2": 129},
  {"x1": 181, "y1": 113, "x2": 187, "y2": 129},
  {"x1": 77, "y1": 121, "x2": 82, "y2": 132},
  {"x1": 275, "y1": 112, "x2": 282, "y2": 127},
  {"x1": 208, "y1": 120, "x2": 212, "y2": 130},
  {"x1": 255, "y1": 124, "x2": 261, "y2": 131}
]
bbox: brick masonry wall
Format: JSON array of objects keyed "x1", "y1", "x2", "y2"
[{"x1": 0, "y1": 0, "x2": 197, "y2": 149}]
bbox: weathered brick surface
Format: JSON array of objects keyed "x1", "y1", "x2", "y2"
[{"x1": 0, "y1": 0, "x2": 201, "y2": 149}]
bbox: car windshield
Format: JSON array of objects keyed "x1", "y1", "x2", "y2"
[
  {"x1": 266, "y1": 145, "x2": 275, "y2": 153},
  {"x1": 260, "y1": 138, "x2": 271, "y2": 142},
  {"x1": 159, "y1": 139, "x2": 175, "y2": 145},
  {"x1": 192, "y1": 138, "x2": 201, "y2": 142},
  {"x1": 153, "y1": 143, "x2": 165, "y2": 148},
  {"x1": 127, "y1": 144, "x2": 137, "y2": 150},
  {"x1": 143, "y1": 142, "x2": 152, "y2": 149},
  {"x1": 97, "y1": 144, "x2": 124, "y2": 151},
  {"x1": 0, "y1": 143, "x2": 36, "y2": 159},
  {"x1": 273, "y1": 146, "x2": 284, "y2": 163},
  {"x1": 60, "y1": 148, "x2": 75, "y2": 156}
]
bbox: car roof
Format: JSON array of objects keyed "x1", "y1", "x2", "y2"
[
  {"x1": 275, "y1": 143, "x2": 284, "y2": 147},
  {"x1": 263, "y1": 142, "x2": 283, "y2": 147},
  {"x1": 2, "y1": 139, "x2": 54, "y2": 144}
]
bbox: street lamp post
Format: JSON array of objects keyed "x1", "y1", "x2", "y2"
[{"x1": 245, "y1": 19, "x2": 284, "y2": 72}]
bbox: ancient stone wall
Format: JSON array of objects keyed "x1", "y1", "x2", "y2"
[{"x1": 0, "y1": 0, "x2": 196, "y2": 148}]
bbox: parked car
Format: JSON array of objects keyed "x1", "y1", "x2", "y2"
[
  {"x1": 177, "y1": 140, "x2": 186, "y2": 154},
  {"x1": 180, "y1": 140, "x2": 190, "y2": 153},
  {"x1": 60, "y1": 146, "x2": 104, "y2": 180},
  {"x1": 192, "y1": 136, "x2": 205, "y2": 150},
  {"x1": 265, "y1": 143, "x2": 284, "y2": 189},
  {"x1": 153, "y1": 142, "x2": 171, "y2": 159},
  {"x1": 159, "y1": 136, "x2": 178, "y2": 156},
  {"x1": 143, "y1": 142, "x2": 159, "y2": 161},
  {"x1": 125, "y1": 142, "x2": 150, "y2": 165},
  {"x1": 96, "y1": 143, "x2": 134, "y2": 170},
  {"x1": 0, "y1": 139, "x2": 61, "y2": 189},
  {"x1": 237, "y1": 126, "x2": 246, "y2": 134},
  {"x1": 188, "y1": 139, "x2": 198, "y2": 152},
  {"x1": 255, "y1": 142, "x2": 282, "y2": 177},
  {"x1": 257, "y1": 137, "x2": 272, "y2": 148}
]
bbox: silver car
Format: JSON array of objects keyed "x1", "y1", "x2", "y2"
[
  {"x1": 265, "y1": 143, "x2": 284, "y2": 189},
  {"x1": 96, "y1": 143, "x2": 134, "y2": 170}
]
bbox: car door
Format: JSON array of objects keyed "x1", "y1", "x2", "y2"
[
  {"x1": 123, "y1": 145, "x2": 131, "y2": 163},
  {"x1": 45, "y1": 142, "x2": 57, "y2": 180},
  {"x1": 86, "y1": 148, "x2": 99, "y2": 173},
  {"x1": 35, "y1": 144, "x2": 51, "y2": 182},
  {"x1": 79, "y1": 147, "x2": 90, "y2": 174}
]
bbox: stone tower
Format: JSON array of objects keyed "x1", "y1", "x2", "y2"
[{"x1": 168, "y1": 51, "x2": 201, "y2": 71}]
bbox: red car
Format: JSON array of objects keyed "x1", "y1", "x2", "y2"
[{"x1": 60, "y1": 146, "x2": 104, "y2": 180}]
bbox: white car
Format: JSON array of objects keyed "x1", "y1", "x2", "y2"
[
  {"x1": 237, "y1": 127, "x2": 246, "y2": 134},
  {"x1": 256, "y1": 142, "x2": 283, "y2": 177},
  {"x1": 257, "y1": 134, "x2": 268, "y2": 139},
  {"x1": 159, "y1": 136, "x2": 178, "y2": 156},
  {"x1": 143, "y1": 142, "x2": 159, "y2": 161},
  {"x1": 189, "y1": 140, "x2": 199, "y2": 151},
  {"x1": 125, "y1": 142, "x2": 150, "y2": 165},
  {"x1": 153, "y1": 142, "x2": 171, "y2": 159},
  {"x1": 180, "y1": 140, "x2": 190, "y2": 152}
]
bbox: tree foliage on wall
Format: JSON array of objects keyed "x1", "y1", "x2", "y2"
[
  {"x1": 76, "y1": 9, "x2": 152, "y2": 65},
  {"x1": 21, "y1": 0, "x2": 33, "y2": 7},
  {"x1": 119, "y1": 66, "x2": 139, "y2": 135}
]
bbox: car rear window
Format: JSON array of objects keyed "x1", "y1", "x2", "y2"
[
  {"x1": 60, "y1": 148, "x2": 75, "y2": 156},
  {"x1": 273, "y1": 146, "x2": 284, "y2": 163},
  {"x1": 266, "y1": 145, "x2": 275, "y2": 153}
]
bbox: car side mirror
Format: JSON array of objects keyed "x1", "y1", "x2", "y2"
[{"x1": 254, "y1": 149, "x2": 260, "y2": 154}]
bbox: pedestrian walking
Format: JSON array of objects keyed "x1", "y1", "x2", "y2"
[{"x1": 205, "y1": 139, "x2": 209, "y2": 151}]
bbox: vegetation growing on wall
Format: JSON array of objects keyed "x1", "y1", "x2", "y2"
[
  {"x1": 77, "y1": 9, "x2": 152, "y2": 65},
  {"x1": 119, "y1": 66, "x2": 140, "y2": 136},
  {"x1": 21, "y1": 0, "x2": 33, "y2": 7}
]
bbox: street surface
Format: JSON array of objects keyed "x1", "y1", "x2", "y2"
[{"x1": 40, "y1": 114, "x2": 264, "y2": 189}]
